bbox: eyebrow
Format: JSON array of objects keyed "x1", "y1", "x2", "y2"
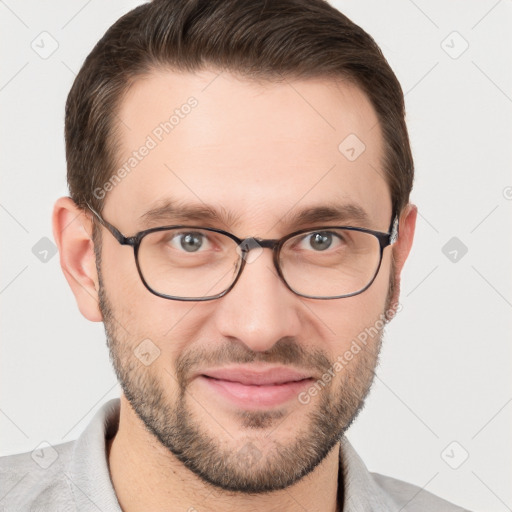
[{"x1": 138, "y1": 199, "x2": 371, "y2": 232}]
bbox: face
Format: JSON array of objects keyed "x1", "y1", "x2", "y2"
[{"x1": 95, "y1": 69, "x2": 395, "y2": 492}]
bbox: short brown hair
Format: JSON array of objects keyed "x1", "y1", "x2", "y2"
[{"x1": 65, "y1": 0, "x2": 414, "y2": 219}]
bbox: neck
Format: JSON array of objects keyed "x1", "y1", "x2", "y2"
[{"x1": 107, "y1": 395, "x2": 341, "y2": 512}]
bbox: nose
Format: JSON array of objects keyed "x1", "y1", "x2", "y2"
[{"x1": 213, "y1": 247, "x2": 302, "y2": 353}]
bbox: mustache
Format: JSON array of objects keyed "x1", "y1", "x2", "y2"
[{"x1": 175, "y1": 337, "x2": 332, "y2": 387}]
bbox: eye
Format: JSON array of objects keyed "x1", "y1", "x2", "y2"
[
  {"x1": 297, "y1": 231, "x2": 344, "y2": 252},
  {"x1": 169, "y1": 231, "x2": 211, "y2": 253}
]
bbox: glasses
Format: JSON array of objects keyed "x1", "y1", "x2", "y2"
[{"x1": 86, "y1": 203, "x2": 398, "y2": 301}]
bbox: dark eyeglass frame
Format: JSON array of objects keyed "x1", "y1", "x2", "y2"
[{"x1": 86, "y1": 203, "x2": 399, "y2": 301}]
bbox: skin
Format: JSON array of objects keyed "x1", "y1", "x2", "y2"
[{"x1": 53, "y1": 68, "x2": 416, "y2": 512}]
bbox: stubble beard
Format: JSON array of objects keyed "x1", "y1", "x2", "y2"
[{"x1": 96, "y1": 252, "x2": 392, "y2": 493}]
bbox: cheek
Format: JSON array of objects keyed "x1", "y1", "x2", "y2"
[
  {"x1": 99, "y1": 243, "x2": 181, "y2": 344},
  {"x1": 306, "y1": 255, "x2": 392, "y2": 356},
  {"x1": 101, "y1": 252, "x2": 213, "y2": 361}
]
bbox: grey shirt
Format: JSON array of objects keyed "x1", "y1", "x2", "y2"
[{"x1": 0, "y1": 398, "x2": 470, "y2": 511}]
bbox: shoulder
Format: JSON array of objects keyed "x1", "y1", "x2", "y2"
[
  {"x1": 339, "y1": 437, "x2": 472, "y2": 511},
  {"x1": 370, "y1": 472, "x2": 472, "y2": 512},
  {"x1": 0, "y1": 440, "x2": 76, "y2": 511}
]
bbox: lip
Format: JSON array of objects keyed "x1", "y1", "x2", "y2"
[
  {"x1": 201, "y1": 365, "x2": 312, "y2": 385},
  {"x1": 196, "y1": 365, "x2": 314, "y2": 409}
]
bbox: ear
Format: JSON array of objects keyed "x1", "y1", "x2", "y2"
[
  {"x1": 388, "y1": 203, "x2": 417, "y2": 307},
  {"x1": 52, "y1": 197, "x2": 103, "y2": 322}
]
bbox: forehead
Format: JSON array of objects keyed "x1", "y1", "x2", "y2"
[{"x1": 107, "y1": 68, "x2": 391, "y2": 234}]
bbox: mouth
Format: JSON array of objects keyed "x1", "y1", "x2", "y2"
[{"x1": 196, "y1": 365, "x2": 315, "y2": 409}]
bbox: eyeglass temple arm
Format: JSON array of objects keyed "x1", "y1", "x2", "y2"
[
  {"x1": 84, "y1": 202, "x2": 133, "y2": 245},
  {"x1": 389, "y1": 213, "x2": 399, "y2": 245}
]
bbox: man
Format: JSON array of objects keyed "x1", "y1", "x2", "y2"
[{"x1": 0, "y1": 0, "x2": 470, "y2": 510}]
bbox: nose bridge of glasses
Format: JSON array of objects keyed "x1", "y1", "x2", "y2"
[{"x1": 237, "y1": 237, "x2": 279, "y2": 253}]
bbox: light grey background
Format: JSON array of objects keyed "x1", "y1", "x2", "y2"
[{"x1": 1, "y1": 1, "x2": 511, "y2": 510}]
